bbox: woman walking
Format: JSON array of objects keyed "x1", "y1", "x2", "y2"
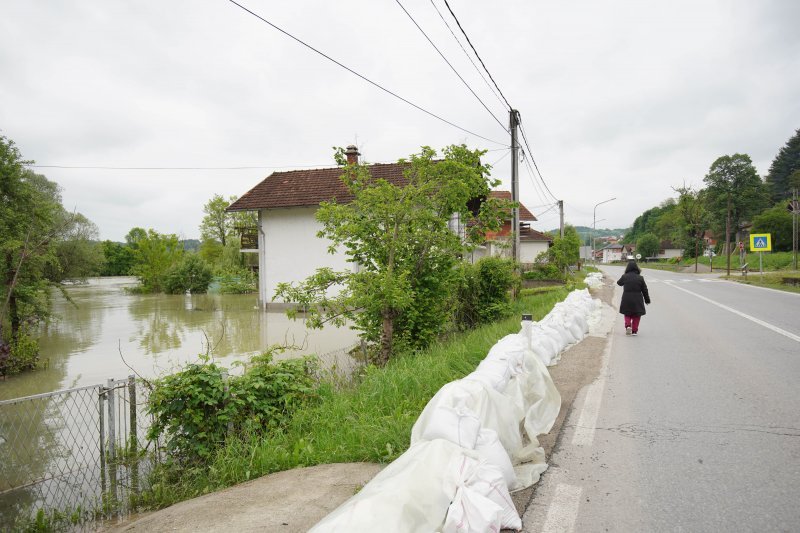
[{"x1": 617, "y1": 259, "x2": 650, "y2": 336}]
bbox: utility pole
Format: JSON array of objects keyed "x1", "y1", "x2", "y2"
[
  {"x1": 558, "y1": 200, "x2": 564, "y2": 238},
  {"x1": 510, "y1": 109, "x2": 520, "y2": 264},
  {"x1": 793, "y1": 187, "x2": 798, "y2": 271}
]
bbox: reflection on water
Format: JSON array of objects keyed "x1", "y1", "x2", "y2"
[{"x1": 0, "y1": 277, "x2": 359, "y2": 400}]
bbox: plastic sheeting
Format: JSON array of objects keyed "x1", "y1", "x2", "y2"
[
  {"x1": 311, "y1": 287, "x2": 603, "y2": 533},
  {"x1": 308, "y1": 439, "x2": 520, "y2": 533}
]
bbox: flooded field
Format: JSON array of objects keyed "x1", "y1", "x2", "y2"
[{"x1": 0, "y1": 277, "x2": 360, "y2": 400}]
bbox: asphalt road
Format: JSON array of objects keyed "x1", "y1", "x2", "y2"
[{"x1": 523, "y1": 266, "x2": 800, "y2": 533}]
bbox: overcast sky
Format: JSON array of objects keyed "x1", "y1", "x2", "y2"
[{"x1": 2, "y1": 0, "x2": 799, "y2": 241}]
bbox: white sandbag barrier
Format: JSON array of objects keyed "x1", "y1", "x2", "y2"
[{"x1": 311, "y1": 287, "x2": 604, "y2": 533}]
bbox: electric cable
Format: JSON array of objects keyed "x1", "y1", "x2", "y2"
[
  {"x1": 428, "y1": 0, "x2": 507, "y2": 111},
  {"x1": 394, "y1": 0, "x2": 507, "y2": 133},
  {"x1": 442, "y1": 0, "x2": 512, "y2": 110},
  {"x1": 519, "y1": 121, "x2": 558, "y2": 201},
  {"x1": 226, "y1": 0, "x2": 506, "y2": 147}
]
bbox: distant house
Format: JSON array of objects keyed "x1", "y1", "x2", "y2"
[
  {"x1": 600, "y1": 243, "x2": 634, "y2": 263},
  {"x1": 468, "y1": 191, "x2": 552, "y2": 264},
  {"x1": 227, "y1": 146, "x2": 524, "y2": 308},
  {"x1": 656, "y1": 240, "x2": 683, "y2": 259}
]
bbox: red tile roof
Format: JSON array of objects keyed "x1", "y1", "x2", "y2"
[
  {"x1": 488, "y1": 191, "x2": 537, "y2": 221},
  {"x1": 227, "y1": 165, "x2": 538, "y2": 224},
  {"x1": 227, "y1": 162, "x2": 411, "y2": 211}
]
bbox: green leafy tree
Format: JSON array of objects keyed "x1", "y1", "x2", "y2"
[
  {"x1": 275, "y1": 145, "x2": 506, "y2": 365},
  {"x1": 200, "y1": 194, "x2": 256, "y2": 249},
  {"x1": 200, "y1": 194, "x2": 234, "y2": 247},
  {"x1": 45, "y1": 213, "x2": 104, "y2": 282},
  {"x1": 130, "y1": 230, "x2": 183, "y2": 292},
  {"x1": 125, "y1": 227, "x2": 148, "y2": 249},
  {"x1": 673, "y1": 184, "x2": 710, "y2": 269},
  {"x1": 703, "y1": 154, "x2": 769, "y2": 270},
  {"x1": 623, "y1": 199, "x2": 678, "y2": 243},
  {"x1": 635, "y1": 233, "x2": 660, "y2": 259},
  {"x1": 765, "y1": 128, "x2": 800, "y2": 202},
  {"x1": 100, "y1": 240, "x2": 136, "y2": 276},
  {"x1": 548, "y1": 225, "x2": 581, "y2": 271},
  {"x1": 752, "y1": 205, "x2": 793, "y2": 252},
  {"x1": 1, "y1": 135, "x2": 102, "y2": 374}
]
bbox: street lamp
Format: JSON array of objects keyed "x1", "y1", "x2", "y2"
[{"x1": 592, "y1": 198, "x2": 616, "y2": 264}]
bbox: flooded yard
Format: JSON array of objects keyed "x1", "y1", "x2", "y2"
[{"x1": 0, "y1": 277, "x2": 360, "y2": 400}]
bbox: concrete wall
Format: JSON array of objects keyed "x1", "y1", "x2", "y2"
[
  {"x1": 658, "y1": 248, "x2": 683, "y2": 259},
  {"x1": 258, "y1": 207, "x2": 351, "y2": 307}
]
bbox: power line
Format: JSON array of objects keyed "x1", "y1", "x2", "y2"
[
  {"x1": 518, "y1": 121, "x2": 558, "y2": 201},
  {"x1": 442, "y1": 0, "x2": 512, "y2": 110},
  {"x1": 428, "y1": 0, "x2": 508, "y2": 111},
  {"x1": 226, "y1": 0, "x2": 505, "y2": 147},
  {"x1": 26, "y1": 164, "x2": 334, "y2": 171},
  {"x1": 489, "y1": 149, "x2": 511, "y2": 166},
  {"x1": 394, "y1": 0, "x2": 507, "y2": 133}
]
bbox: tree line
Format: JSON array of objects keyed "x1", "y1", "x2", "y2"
[{"x1": 623, "y1": 128, "x2": 800, "y2": 262}]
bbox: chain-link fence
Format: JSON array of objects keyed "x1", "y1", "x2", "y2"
[{"x1": 0, "y1": 376, "x2": 160, "y2": 530}]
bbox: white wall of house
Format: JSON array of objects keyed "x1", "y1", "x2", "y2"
[
  {"x1": 602, "y1": 248, "x2": 623, "y2": 263},
  {"x1": 658, "y1": 248, "x2": 683, "y2": 259},
  {"x1": 258, "y1": 206, "x2": 351, "y2": 308},
  {"x1": 520, "y1": 241, "x2": 550, "y2": 263}
]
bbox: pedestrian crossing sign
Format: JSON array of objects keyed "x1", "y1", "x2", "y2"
[{"x1": 749, "y1": 233, "x2": 772, "y2": 252}]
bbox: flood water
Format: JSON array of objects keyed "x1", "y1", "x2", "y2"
[{"x1": 0, "y1": 277, "x2": 360, "y2": 401}]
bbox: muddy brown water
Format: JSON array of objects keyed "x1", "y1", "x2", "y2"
[{"x1": 0, "y1": 277, "x2": 360, "y2": 400}]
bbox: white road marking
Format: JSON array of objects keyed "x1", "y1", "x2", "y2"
[
  {"x1": 665, "y1": 282, "x2": 800, "y2": 343},
  {"x1": 540, "y1": 483, "x2": 583, "y2": 533},
  {"x1": 572, "y1": 329, "x2": 614, "y2": 446}
]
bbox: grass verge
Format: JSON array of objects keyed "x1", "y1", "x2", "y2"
[{"x1": 142, "y1": 285, "x2": 575, "y2": 508}]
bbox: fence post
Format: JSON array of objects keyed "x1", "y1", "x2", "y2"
[
  {"x1": 99, "y1": 386, "x2": 107, "y2": 494},
  {"x1": 128, "y1": 375, "x2": 139, "y2": 494},
  {"x1": 106, "y1": 378, "x2": 118, "y2": 506}
]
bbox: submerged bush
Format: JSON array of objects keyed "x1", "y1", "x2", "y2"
[{"x1": 163, "y1": 255, "x2": 213, "y2": 294}]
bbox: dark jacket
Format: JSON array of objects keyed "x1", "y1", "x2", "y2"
[{"x1": 617, "y1": 261, "x2": 650, "y2": 316}]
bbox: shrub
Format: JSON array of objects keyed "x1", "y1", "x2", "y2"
[
  {"x1": 522, "y1": 263, "x2": 562, "y2": 280},
  {"x1": 216, "y1": 269, "x2": 257, "y2": 294},
  {"x1": 163, "y1": 255, "x2": 213, "y2": 294},
  {"x1": 146, "y1": 351, "x2": 318, "y2": 465},
  {"x1": 0, "y1": 332, "x2": 40, "y2": 376},
  {"x1": 451, "y1": 256, "x2": 517, "y2": 330}
]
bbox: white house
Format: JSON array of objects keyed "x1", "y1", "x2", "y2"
[
  {"x1": 600, "y1": 243, "x2": 634, "y2": 263},
  {"x1": 467, "y1": 191, "x2": 552, "y2": 264},
  {"x1": 229, "y1": 147, "x2": 527, "y2": 309},
  {"x1": 656, "y1": 240, "x2": 683, "y2": 259}
]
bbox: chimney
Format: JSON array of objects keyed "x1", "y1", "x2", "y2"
[{"x1": 345, "y1": 145, "x2": 360, "y2": 165}]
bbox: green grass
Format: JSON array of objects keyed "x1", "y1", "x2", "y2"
[
  {"x1": 142, "y1": 286, "x2": 574, "y2": 507},
  {"x1": 724, "y1": 271, "x2": 800, "y2": 294}
]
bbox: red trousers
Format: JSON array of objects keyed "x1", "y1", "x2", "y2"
[{"x1": 624, "y1": 315, "x2": 641, "y2": 332}]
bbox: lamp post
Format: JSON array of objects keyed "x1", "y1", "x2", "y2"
[{"x1": 592, "y1": 198, "x2": 616, "y2": 264}]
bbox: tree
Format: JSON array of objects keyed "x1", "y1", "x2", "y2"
[
  {"x1": 703, "y1": 154, "x2": 769, "y2": 273},
  {"x1": 200, "y1": 194, "x2": 234, "y2": 247},
  {"x1": 673, "y1": 184, "x2": 709, "y2": 270},
  {"x1": 1, "y1": 135, "x2": 102, "y2": 373},
  {"x1": 46, "y1": 213, "x2": 104, "y2": 282},
  {"x1": 765, "y1": 128, "x2": 800, "y2": 202},
  {"x1": 623, "y1": 199, "x2": 678, "y2": 244},
  {"x1": 548, "y1": 225, "x2": 581, "y2": 271},
  {"x1": 130, "y1": 230, "x2": 183, "y2": 292},
  {"x1": 275, "y1": 145, "x2": 506, "y2": 365},
  {"x1": 752, "y1": 205, "x2": 793, "y2": 252},
  {"x1": 635, "y1": 233, "x2": 660, "y2": 259},
  {"x1": 100, "y1": 240, "x2": 136, "y2": 276},
  {"x1": 163, "y1": 254, "x2": 213, "y2": 294}
]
